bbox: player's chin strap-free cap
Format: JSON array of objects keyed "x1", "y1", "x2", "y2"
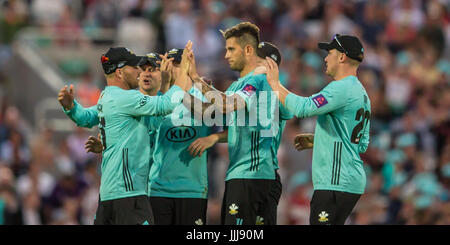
[
  {"x1": 101, "y1": 47, "x2": 147, "y2": 74},
  {"x1": 145, "y1": 52, "x2": 162, "y2": 68},
  {"x1": 256, "y1": 41, "x2": 282, "y2": 66},
  {"x1": 318, "y1": 34, "x2": 364, "y2": 62},
  {"x1": 167, "y1": 48, "x2": 183, "y2": 63}
]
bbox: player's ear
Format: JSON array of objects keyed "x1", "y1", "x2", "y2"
[
  {"x1": 244, "y1": 44, "x2": 253, "y2": 57},
  {"x1": 115, "y1": 67, "x2": 123, "y2": 79},
  {"x1": 339, "y1": 52, "x2": 346, "y2": 63}
]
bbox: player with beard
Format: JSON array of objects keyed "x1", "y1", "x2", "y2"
[{"x1": 58, "y1": 45, "x2": 191, "y2": 225}]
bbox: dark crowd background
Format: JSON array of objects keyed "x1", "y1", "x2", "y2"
[{"x1": 0, "y1": 0, "x2": 449, "y2": 225}]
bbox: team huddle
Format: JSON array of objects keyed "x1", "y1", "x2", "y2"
[{"x1": 57, "y1": 22, "x2": 371, "y2": 225}]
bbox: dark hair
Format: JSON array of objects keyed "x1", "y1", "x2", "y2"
[{"x1": 221, "y1": 22, "x2": 260, "y2": 50}]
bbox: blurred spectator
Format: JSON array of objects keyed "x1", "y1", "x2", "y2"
[
  {"x1": 30, "y1": 128, "x2": 57, "y2": 177},
  {"x1": 21, "y1": 190, "x2": 43, "y2": 225},
  {"x1": 30, "y1": 0, "x2": 66, "y2": 26},
  {"x1": 164, "y1": 0, "x2": 196, "y2": 49},
  {"x1": 0, "y1": 0, "x2": 29, "y2": 44},
  {"x1": 66, "y1": 127, "x2": 96, "y2": 172},
  {"x1": 45, "y1": 173, "x2": 87, "y2": 224},
  {"x1": 79, "y1": 159, "x2": 100, "y2": 225},
  {"x1": 116, "y1": 6, "x2": 157, "y2": 55},
  {"x1": 74, "y1": 71, "x2": 101, "y2": 108},
  {"x1": 285, "y1": 171, "x2": 313, "y2": 225},
  {"x1": 0, "y1": 128, "x2": 30, "y2": 176},
  {"x1": 85, "y1": 0, "x2": 121, "y2": 29},
  {"x1": 16, "y1": 160, "x2": 55, "y2": 201}
]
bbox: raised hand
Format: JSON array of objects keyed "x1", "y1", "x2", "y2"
[
  {"x1": 186, "y1": 47, "x2": 199, "y2": 80},
  {"x1": 294, "y1": 133, "x2": 314, "y2": 151},
  {"x1": 263, "y1": 57, "x2": 280, "y2": 85},
  {"x1": 85, "y1": 135, "x2": 103, "y2": 154},
  {"x1": 180, "y1": 40, "x2": 193, "y2": 75},
  {"x1": 159, "y1": 53, "x2": 174, "y2": 84},
  {"x1": 254, "y1": 59, "x2": 268, "y2": 75},
  {"x1": 58, "y1": 84, "x2": 75, "y2": 110}
]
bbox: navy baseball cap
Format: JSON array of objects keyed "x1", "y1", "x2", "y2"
[
  {"x1": 256, "y1": 41, "x2": 281, "y2": 66},
  {"x1": 167, "y1": 48, "x2": 183, "y2": 63},
  {"x1": 318, "y1": 34, "x2": 364, "y2": 62},
  {"x1": 101, "y1": 47, "x2": 146, "y2": 74},
  {"x1": 145, "y1": 52, "x2": 162, "y2": 67}
]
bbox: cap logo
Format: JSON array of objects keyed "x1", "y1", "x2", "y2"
[
  {"x1": 125, "y1": 48, "x2": 134, "y2": 54},
  {"x1": 270, "y1": 54, "x2": 278, "y2": 61},
  {"x1": 101, "y1": 55, "x2": 109, "y2": 64},
  {"x1": 146, "y1": 53, "x2": 157, "y2": 58},
  {"x1": 169, "y1": 49, "x2": 178, "y2": 54}
]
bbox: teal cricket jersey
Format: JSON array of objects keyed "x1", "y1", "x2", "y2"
[
  {"x1": 285, "y1": 75, "x2": 371, "y2": 194},
  {"x1": 145, "y1": 91, "x2": 164, "y2": 172},
  {"x1": 65, "y1": 94, "x2": 161, "y2": 197},
  {"x1": 148, "y1": 86, "x2": 210, "y2": 198},
  {"x1": 65, "y1": 85, "x2": 184, "y2": 201},
  {"x1": 225, "y1": 70, "x2": 293, "y2": 181}
]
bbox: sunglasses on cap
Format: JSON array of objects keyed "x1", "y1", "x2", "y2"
[{"x1": 333, "y1": 34, "x2": 349, "y2": 55}]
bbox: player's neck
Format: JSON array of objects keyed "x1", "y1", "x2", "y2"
[
  {"x1": 107, "y1": 78, "x2": 131, "y2": 90},
  {"x1": 333, "y1": 66, "x2": 358, "y2": 81},
  {"x1": 240, "y1": 61, "x2": 258, "y2": 78},
  {"x1": 140, "y1": 88, "x2": 158, "y2": 96}
]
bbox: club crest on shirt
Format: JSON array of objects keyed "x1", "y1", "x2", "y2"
[
  {"x1": 318, "y1": 211, "x2": 329, "y2": 222},
  {"x1": 139, "y1": 96, "x2": 148, "y2": 107},
  {"x1": 312, "y1": 94, "x2": 328, "y2": 108},
  {"x1": 241, "y1": 84, "x2": 256, "y2": 96},
  {"x1": 256, "y1": 216, "x2": 264, "y2": 225}
]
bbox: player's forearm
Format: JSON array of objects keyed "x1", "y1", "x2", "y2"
[
  {"x1": 182, "y1": 93, "x2": 211, "y2": 117},
  {"x1": 160, "y1": 73, "x2": 171, "y2": 94},
  {"x1": 173, "y1": 71, "x2": 189, "y2": 91},
  {"x1": 212, "y1": 130, "x2": 228, "y2": 143},
  {"x1": 142, "y1": 86, "x2": 185, "y2": 117},
  {"x1": 267, "y1": 81, "x2": 291, "y2": 107},
  {"x1": 192, "y1": 77, "x2": 214, "y2": 96},
  {"x1": 64, "y1": 100, "x2": 99, "y2": 128},
  {"x1": 218, "y1": 94, "x2": 248, "y2": 114}
]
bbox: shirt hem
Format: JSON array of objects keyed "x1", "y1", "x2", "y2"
[
  {"x1": 149, "y1": 192, "x2": 207, "y2": 199},
  {"x1": 100, "y1": 191, "x2": 147, "y2": 202},
  {"x1": 313, "y1": 185, "x2": 364, "y2": 195}
]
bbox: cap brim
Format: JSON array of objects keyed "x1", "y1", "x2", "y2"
[
  {"x1": 149, "y1": 59, "x2": 160, "y2": 67},
  {"x1": 128, "y1": 56, "x2": 147, "y2": 66},
  {"x1": 318, "y1": 42, "x2": 332, "y2": 51}
]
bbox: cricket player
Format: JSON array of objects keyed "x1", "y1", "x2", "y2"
[
  {"x1": 185, "y1": 22, "x2": 293, "y2": 225},
  {"x1": 262, "y1": 34, "x2": 371, "y2": 225}
]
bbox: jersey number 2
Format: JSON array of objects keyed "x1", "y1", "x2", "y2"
[{"x1": 351, "y1": 108, "x2": 370, "y2": 144}]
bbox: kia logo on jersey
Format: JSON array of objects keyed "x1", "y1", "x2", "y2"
[
  {"x1": 165, "y1": 126, "x2": 197, "y2": 142},
  {"x1": 312, "y1": 94, "x2": 328, "y2": 108}
]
